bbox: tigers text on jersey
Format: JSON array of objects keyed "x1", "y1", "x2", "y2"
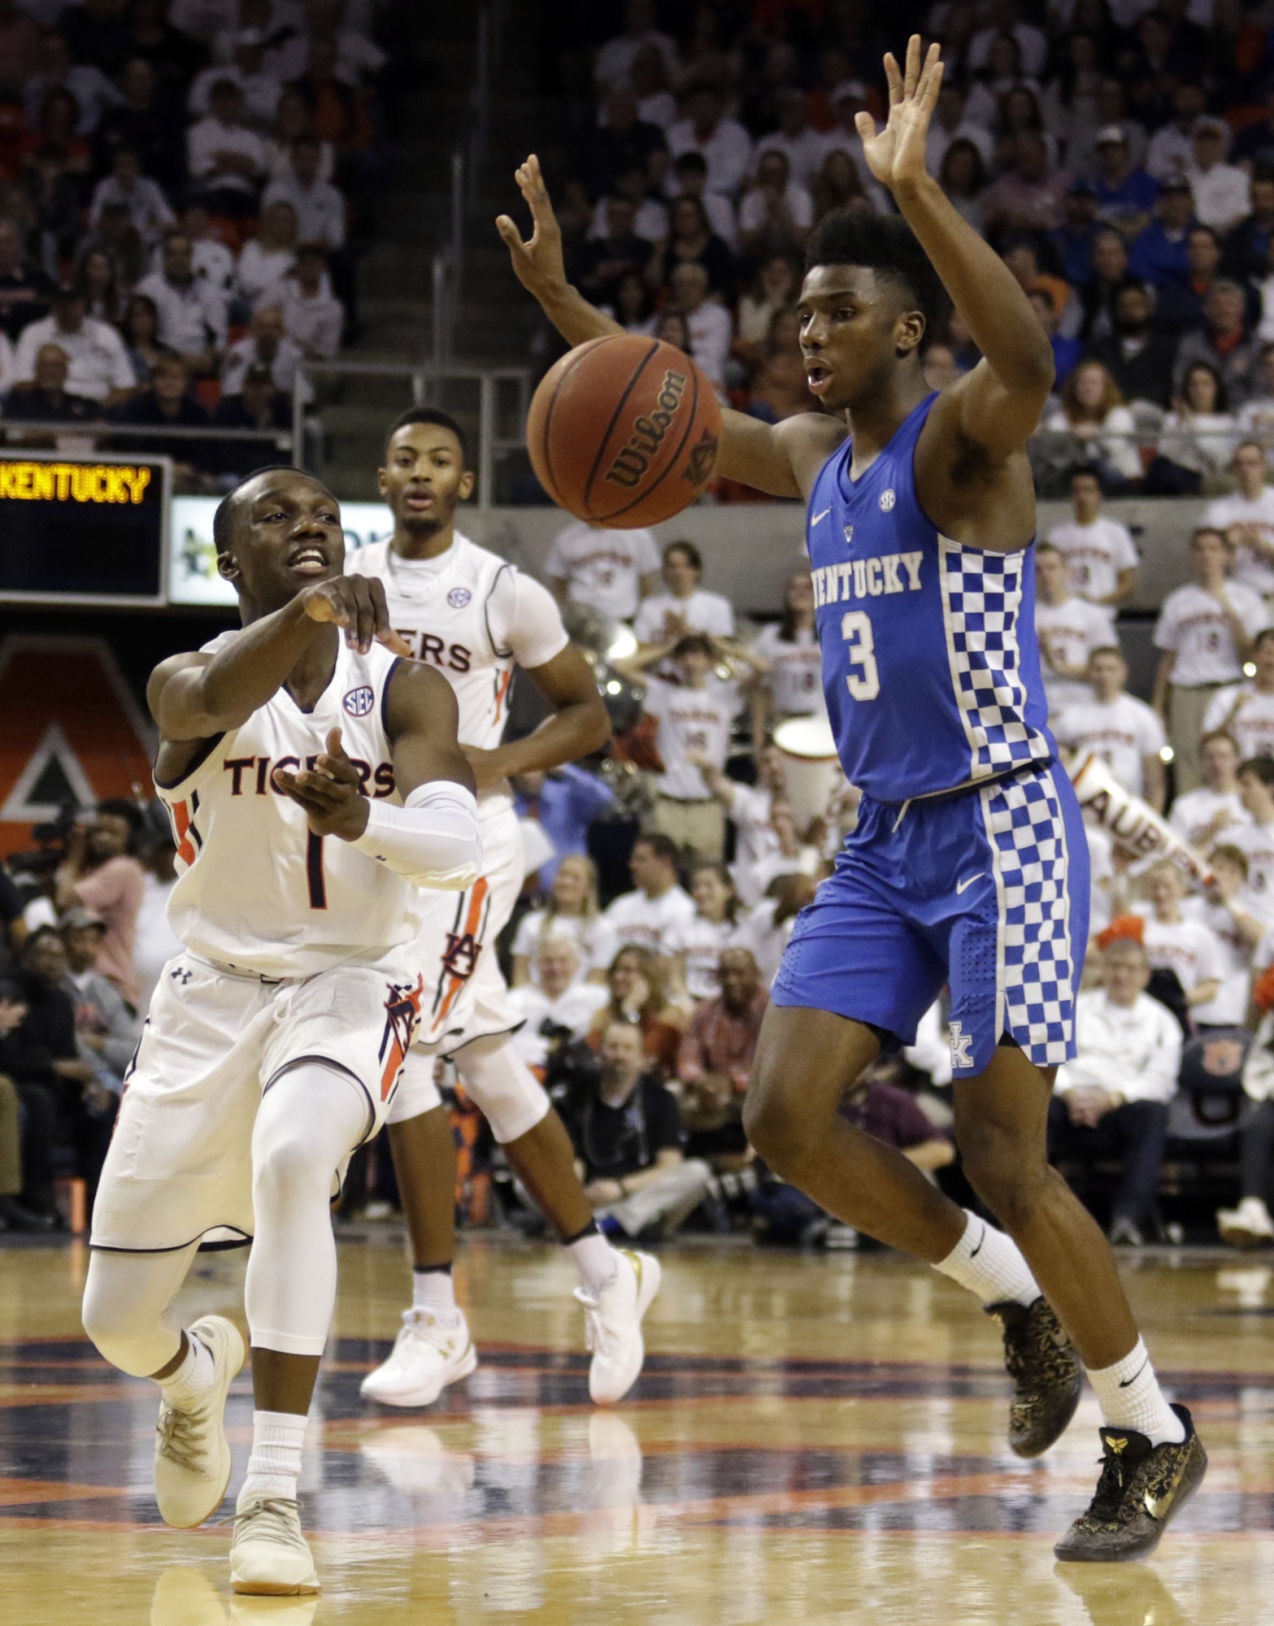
[
  {"x1": 805, "y1": 393, "x2": 1055, "y2": 802},
  {"x1": 349, "y1": 533, "x2": 568, "y2": 809},
  {"x1": 156, "y1": 637, "x2": 421, "y2": 979}
]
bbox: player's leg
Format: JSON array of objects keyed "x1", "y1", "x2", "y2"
[
  {"x1": 231, "y1": 1058, "x2": 372, "y2": 1596},
  {"x1": 954, "y1": 1047, "x2": 1206, "y2": 1560},
  {"x1": 83, "y1": 1241, "x2": 246, "y2": 1528}
]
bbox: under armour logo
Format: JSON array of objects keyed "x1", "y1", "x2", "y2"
[
  {"x1": 948, "y1": 1020, "x2": 973, "y2": 1069},
  {"x1": 170, "y1": 966, "x2": 193, "y2": 985}
]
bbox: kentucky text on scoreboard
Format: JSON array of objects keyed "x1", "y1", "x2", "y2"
[{"x1": 0, "y1": 461, "x2": 154, "y2": 503}]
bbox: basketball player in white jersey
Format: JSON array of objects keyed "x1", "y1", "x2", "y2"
[
  {"x1": 81, "y1": 467, "x2": 482, "y2": 1595},
  {"x1": 350, "y1": 409, "x2": 662, "y2": 1411}
]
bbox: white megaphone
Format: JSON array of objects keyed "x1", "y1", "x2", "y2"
[
  {"x1": 773, "y1": 713, "x2": 842, "y2": 829},
  {"x1": 1069, "y1": 753, "x2": 1212, "y2": 886}
]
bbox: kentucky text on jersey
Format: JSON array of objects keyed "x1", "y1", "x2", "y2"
[
  {"x1": 805, "y1": 393, "x2": 1055, "y2": 802},
  {"x1": 221, "y1": 754, "x2": 396, "y2": 797},
  {"x1": 810, "y1": 551, "x2": 924, "y2": 606}
]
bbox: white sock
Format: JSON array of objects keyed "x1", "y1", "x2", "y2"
[
  {"x1": 932, "y1": 1211, "x2": 1041, "y2": 1309},
  {"x1": 241, "y1": 1409, "x2": 307, "y2": 1502},
  {"x1": 158, "y1": 1330, "x2": 215, "y2": 1410},
  {"x1": 412, "y1": 1268, "x2": 459, "y2": 1322},
  {"x1": 567, "y1": 1229, "x2": 618, "y2": 1296},
  {"x1": 1087, "y1": 1338, "x2": 1185, "y2": 1446}
]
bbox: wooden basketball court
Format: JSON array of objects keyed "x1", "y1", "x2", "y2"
[{"x1": 2, "y1": 1231, "x2": 1271, "y2": 1625}]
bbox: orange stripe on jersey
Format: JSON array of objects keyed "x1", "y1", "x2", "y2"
[
  {"x1": 433, "y1": 877, "x2": 489, "y2": 1029},
  {"x1": 172, "y1": 799, "x2": 197, "y2": 866},
  {"x1": 493, "y1": 669, "x2": 513, "y2": 725}
]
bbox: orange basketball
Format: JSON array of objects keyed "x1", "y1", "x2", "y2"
[{"x1": 525, "y1": 334, "x2": 723, "y2": 528}]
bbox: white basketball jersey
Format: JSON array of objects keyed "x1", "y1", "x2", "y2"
[
  {"x1": 156, "y1": 637, "x2": 422, "y2": 978},
  {"x1": 350, "y1": 532, "x2": 569, "y2": 813}
]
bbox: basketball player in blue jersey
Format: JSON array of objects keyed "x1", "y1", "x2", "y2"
[{"x1": 500, "y1": 37, "x2": 1205, "y2": 1561}]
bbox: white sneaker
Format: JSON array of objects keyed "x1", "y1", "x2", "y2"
[
  {"x1": 359, "y1": 1307, "x2": 477, "y2": 1407},
  {"x1": 1218, "y1": 1196, "x2": 1274, "y2": 1248},
  {"x1": 154, "y1": 1314, "x2": 245, "y2": 1529},
  {"x1": 229, "y1": 1490, "x2": 320, "y2": 1596},
  {"x1": 576, "y1": 1248, "x2": 661, "y2": 1406}
]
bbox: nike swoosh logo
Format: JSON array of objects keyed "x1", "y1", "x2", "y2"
[
  {"x1": 955, "y1": 873, "x2": 986, "y2": 895},
  {"x1": 811, "y1": 508, "x2": 831, "y2": 524},
  {"x1": 969, "y1": 1223, "x2": 985, "y2": 1258},
  {"x1": 1118, "y1": 1359, "x2": 1149, "y2": 1389}
]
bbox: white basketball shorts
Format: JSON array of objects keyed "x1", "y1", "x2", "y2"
[{"x1": 91, "y1": 945, "x2": 425, "y2": 1253}]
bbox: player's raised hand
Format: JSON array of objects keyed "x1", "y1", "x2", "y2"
[
  {"x1": 274, "y1": 726, "x2": 370, "y2": 840},
  {"x1": 495, "y1": 154, "x2": 568, "y2": 298},
  {"x1": 298, "y1": 575, "x2": 411, "y2": 657},
  {"x1": 855, "y1": 35, "x2": 943, "y2": 194}
]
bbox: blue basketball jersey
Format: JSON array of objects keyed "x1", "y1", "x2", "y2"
[{"x1": 806, "y1": 393, "x2": 1056, "y2": 802}]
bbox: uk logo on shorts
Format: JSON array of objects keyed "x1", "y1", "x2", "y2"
[
  {"x1": 447, "y1": 587, "x2": 472, "y2": 608},
  {"x1": 343, "y1": 685, "x2": 375, "y2": 717}
]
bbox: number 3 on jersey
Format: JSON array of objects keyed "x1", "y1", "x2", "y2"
[{"x1": 841, "y1": 610, "x2": 880, "y2": 700}]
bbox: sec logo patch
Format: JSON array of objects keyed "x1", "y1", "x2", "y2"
[
  {"x1": 879, "y1": 489, "x2": 896, "y2": 512},
  {"x1": 343, "y1": 685, "x2": 375, "y2": 717},
  {"x1": 447, "y1": 587, "x2": 472, "y2": 608}
]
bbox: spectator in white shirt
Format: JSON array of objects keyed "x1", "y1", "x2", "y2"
[
  {"x1": 968, "y1": 0, "x2": 1049, "y2": 76},
  {"x1": 261, "y1": 242, "x2": 342, "y2": 361},
  {"x1": 1055, "y1": 645, "x2": 1167, "y2": 806},
  {"x1": 135, "y1": 233, "x2": 228, "y2": 375},
  {"x1": 510, "y1": 855, "x2": 617, "y2": 989},
  {"x1": 749, "y1": 568, "x2": 826, "y2": 736},
  {"x1": 220, "y1": 300, "x2": 305, "y2": 394},
  {"x1": 1144, "y1": 81, "x2": 1208, "y2": 181},
  {"x1": 1202, "y1": 440, "x2": 1274, "y2": 600},
  {"x1": 186, "y1": 78, "x2": 267, "y2": 216},
  {"x1": 1046, "y1": 467, "x2": 1140, "y2": 607},
  {"x1": 617, "y1": 632, "x2": 744, "y2": 863},
  {"x1": 12, "y1": 286, "x2": 133, "y2": 405},
  {"x1": 593, "y1": 0, "x2": 679, "y2": 95},
  {"x1": 236, "y1": 198, "x2": 299, "y2": 306},
  {"x1": 270, "y1": 6, "x2": 387, "y2": 88},
  {"x1": 1049, "y1": 939, "x2": 1181, "y2": 1246},
  {"x1": 263, "y1": 86, "x2": 336, "y2": 184},
  {"x1": 87, "y1": 147, "x2": 173, "y2": 245},
  {"x1": 755, "y1": 87, "x2": 826, "y2": 191},
  {"x1": 662, "y1": 261, "x2": 730, "y2": 394},
  {"x1": 633, "y1": 538, "x2": 734, "y2": 647},
  {"x1": 1182, "y1": 841, "x2": 1269, "y2": 1026},
  {"x1": 922, "y1": 78, "x2": 994, "y2": 177},
  {"x1": 667, "y1": 81, "x2": 753, "y2": 199},
  {"x1": 173, "y1": 201, "x2": 237, "y2": 298},
  {"x1": 187, "y1": 28, "x2": 283, "y2": 126},
  {"x1": 1232, "y1": 755, "x2": 1274, "y2": 900},
  {"x1": 1137, "y1": 861, "x2": 1223, "y2": 1014},
  {"x1": 544, "y1": 519, "x2": 660, "y2": 623},
  {"x1": 1169, "y1": 729, "x2": 1250, "y2": 849},
  {"x1": 1185, "y1": 118, "x2": 1251, "y2": 234},
  {"x1": 604, "y1": 832, "x2": 695, "y2": 957},
  {"x1": 662, "y1": 860, "x2": 743, "y2": 1002},
  {"x1": 1034, "y1": 542, "x2": 1118, "y2": 717},
  {"x1": 260, "y1": 134, "x2": 346, "y2": 248},
  {"x1": 738, "y1": 147, "x2": 813, "y2": 262},
  {"x1": 23, "y1": 27, "x2": 118, "y2": 135},
  {"x1": 1152, "y1": 525, "x2": 1269, "y2": 792},
  {"x1": 508, "y1": 938, "x2": 609, "y2": 1072},
  {"x1": 1204, "y1": 628, "x2": 1274, "y2": 760},
  {"x1": 694, "y1": 747, "x2": 787, "y2": 907}
]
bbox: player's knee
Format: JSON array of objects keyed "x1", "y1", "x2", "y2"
[
  {"x1": 82, "y1": 1280, "x2": 158, "y2": 1377},
  {"x1": 742, "y1": 1075, "x2": 807, "y2": 1173},
  {"x1": 252, "y1": 1126, "x2": 329, "y2": 1205},
  {"x1": 958, "y1": 1126, "x2": 1050, "y2": 1229}
]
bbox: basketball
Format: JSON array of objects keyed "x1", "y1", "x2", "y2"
[{"x1": 525, "y1": 333, "x2": 723, "y2": 528}]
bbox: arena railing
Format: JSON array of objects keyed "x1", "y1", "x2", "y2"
[{"x1": 0, "y1": 420, "x2": 290, "y2": 455}]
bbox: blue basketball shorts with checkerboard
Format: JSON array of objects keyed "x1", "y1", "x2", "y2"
[{"x1": 771, "y1": 759, "x2": 1089, "y2": 1080}]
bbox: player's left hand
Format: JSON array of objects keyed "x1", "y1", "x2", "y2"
[
  {"x1": 855, "y1": 35, "x2": 943, "y2": 193},
  {"x1": 274, "y1": 726, "x2": 371, "y2": 840}
]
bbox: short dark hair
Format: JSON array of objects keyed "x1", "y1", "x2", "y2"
[
  {"x1": 212, "y1": 464, "x2": 316, "y2": 557},
  {"x1": 1255, "y1": 627, "x2": 1274, "y2": 651},
  {"x1": 1200, "y1": 729, "x2": 1240, "y2": 752},
  {"x1": 633, "y1": 831, "x2": 679, "y2": 867},
  {"x1": 1240, "y1": 756, "x2": 1274, "y2": 787},
  {"x1": 664, "y1": 538, "x2": 702, "y2": 572},
  {"x1": 96, "y1": 796, "x2": 144, "y2": 840},
  {"x1": 1070, "y1": 464, "x2": 1103, "y2": 485},
  {"x1": 672, "y1": 632, "x2": 715, "y2": 660},
  {"x1": 805, "y1": 209, "x2": 949, "y2": 336},
  {"x1": 673, "y1": 150, "x2": 707, "y2": 174},
  {"x1": 383, "y1": 406, "x2": 470, "y2": 464}
]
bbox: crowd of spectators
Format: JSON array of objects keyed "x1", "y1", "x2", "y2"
[
  {"x1": 545, "y1": 0, "x2": 1274, "y2": 497},
  {"x1": 0, "y1": 0, "x2": 390, "y2": 488}
]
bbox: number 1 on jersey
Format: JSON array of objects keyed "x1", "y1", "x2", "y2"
[
  {"x1": 306, "y1": 831, "x2": 327, "y2": 909},
  {"x1": 841, "y1": 610, "x2": 880, "y2": 700}
]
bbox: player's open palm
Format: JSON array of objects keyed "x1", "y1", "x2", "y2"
[
  {"x1": 495, "y1": 153, "x2": 567, "y2": 299},
  {"x1": 275, "y1": 726, "x2": 369, "y2": 841},
  {"x1": 855, "y1": 35, "x2": 943, "y2": 192}
]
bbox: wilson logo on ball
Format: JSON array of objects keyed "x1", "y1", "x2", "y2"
[{"x1": 603, "y1": 369, "x2": 687, "y2": 489}]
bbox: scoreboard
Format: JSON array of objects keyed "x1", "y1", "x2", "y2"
[{"x1": 0, "y1": 452, "x2": 171, "y2": 604}]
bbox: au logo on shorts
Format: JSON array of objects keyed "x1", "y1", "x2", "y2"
[
  {"x1": 343, "y1": 685, "x2": 375, "y2": 717},
  {"x1": 442, "y1": 929, "x2": 481, "y2": 982},
  {"x1": 447, "y1": 587, "x2": 472, "y2": 608}
]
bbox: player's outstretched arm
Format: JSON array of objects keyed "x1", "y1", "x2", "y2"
[
  {"x1": 497, "y1": 155, "x2": 839, "y2": 501},
  {"x1": 148, "y1": 575, "x2": 407, "y2": 743},
  {"x1": 857, "y1": 37, "x2": 1054, "y2": 460}
]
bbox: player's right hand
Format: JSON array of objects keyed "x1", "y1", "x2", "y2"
[
  {"x1": 298, "y1": 575, "x2": 411, "y2": 657},
  {"x1": 496, "y1": 154, "x2": 567, "y2": 299}
]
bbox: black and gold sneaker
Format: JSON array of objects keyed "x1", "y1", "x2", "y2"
[
  {"x1": 1054, "y1": 1404, "x2": 1207, "y2": 1563},
  {"x1": 987, "y1": 1296, "x2": 1082, "y2": 1458}
]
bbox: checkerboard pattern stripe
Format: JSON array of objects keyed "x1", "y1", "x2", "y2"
[
  {"x1": 939, "y1": 540, "x2": 1052, "y2": 778},
  {"x1": 982, "y1": 767, "x2": 1076, "y2": 1066}
]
